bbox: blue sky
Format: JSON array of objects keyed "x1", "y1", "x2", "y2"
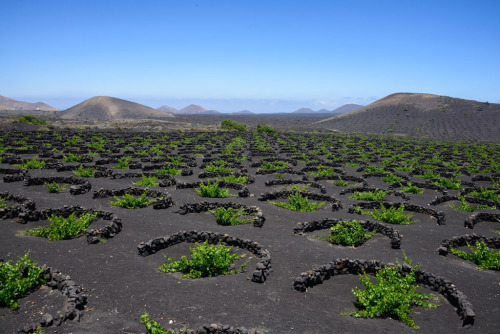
[{"x1": 1, "y1": 0, "x2": 499, "y2": 113}]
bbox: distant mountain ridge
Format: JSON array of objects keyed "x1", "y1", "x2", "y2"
[
  {"x1": 331, "y1": 104, "x2": 364, "y2": 114},
  {"x1": 156, "y1": 104, "x2": 221, "y2": 115},
  {"x1": 0, "y1": 95, "x2": 59, "y2": 111},
  {"x1": 58, "y1": 96, "x2": 174, "y2": 120},
  {"x1": 157, "y1": 105, "x2": 178, "y2": 114},
  {"x1": 293, "y1": 104, "x2": 363, "y2": 114}
]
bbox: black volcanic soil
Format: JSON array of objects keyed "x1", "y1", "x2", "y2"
[{"x1": 0, "y1": 128, "x2": 499, "y2": 334}]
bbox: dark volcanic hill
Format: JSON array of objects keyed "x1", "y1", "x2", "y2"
[
  {"x1": 313, "y1": 93, "x2": 500, "y2": 141},
  {"x1": 157, "y1": 105, "x2": 178, "y2": 114},
  {"x1": 58, "y1": 96, "x2": 174, "y2": 120},
  {"x1": 0, "y1": 95, "x2": 59, "y2": 111}
]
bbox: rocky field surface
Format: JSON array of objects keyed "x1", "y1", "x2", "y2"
[{"x1": 0, "y1": 128, "x2": 499, "y2": 333}]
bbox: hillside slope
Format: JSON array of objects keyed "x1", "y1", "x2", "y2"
[
  {"x1": 313, "y1": 93, "x2": 500, "y2": 141},
  {"x1": 0, "y1": 95, "x2": 59, "y2": 111},
  {"x1": 58, "y1": 96, "x2": 174, "y2": 120}
]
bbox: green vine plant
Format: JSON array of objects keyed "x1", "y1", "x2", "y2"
[
  {"x1": 261, "y1": 160, "x2": 288, "y2": 170},
  {"x1": 469, "y1": 187, "x2": 499, "y2": 202},
  {"x1": 73, "y1": 165, "x2": 96, "y2": 177},
  {"x1": 316, "y1": 220, "x2": 376, "y2": 246},
  {"x1": 14, "y1": 157, "x2": 45, "y2": 169},
  {"x1": 345, "y1": 254, "x2": 439, "y2": 329},
  {"x1": 25, "y1": 212, "x2": 98, "y2": 240},
  {"x1": 114, "y1": 156, "x2": 132, "y2": 169},
  {"x1": 382, "y1": 174, "x2": 403, "y2": 183},
  {"x1": 449, "y1": 241, "x2": 500, "y2": 270},
  {"x1": 216, "y1": 175, "x2": 249, "y2": 184},
  {"x1": 349, "y1": 190, "x2": 389, "y2": 201},
  {"x1": 133, "y1": 175, "x2": 159, "y2": 187},
  {"x1": 452, "y1": 196, "x2": 496, "y2": 212},
  {"x1": 156, "y1": 166, "x2": 182, "y2": 176},
  {"x1": 110, "y1": 192, "x2": 156, "y2": 209},
  {"x1": 140, "y1": 313, "x2": 181, "y2": 334},
  {"x1": 0, "y1": 252, "x2": 46, "y2": 310},
  {"x1": 196, "y1": 180, "x2": 231, "y2": 198},
  {"x1": 209, "y1": 207, "x2": 254, "y2": 225},
  {"x1": 400, "y1": 183, "x2": 424, "y2": 194},
  {"x1": 45, "y1": 181, "x2": 68, "y2": 193},
  {"x1": 159, "y1": 241, "x2": 248, "y2": 278},
  {"x1": 270, "y1": 193, "x2": 325, "y2": 212},
  {"x1": 0, "y1": 197, "x2": 12, "y2": 208},
  {"x1": 355, "y1": 204, "x2": 415, "y2": 225}
]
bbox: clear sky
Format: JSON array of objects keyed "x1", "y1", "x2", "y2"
[{"x1": 1, "y1": 0, "x2": 499, "y2": 113}]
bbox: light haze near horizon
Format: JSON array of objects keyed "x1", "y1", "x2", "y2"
[{"x1": 1, "y1": 0, "x2": 499, "y2": 113}]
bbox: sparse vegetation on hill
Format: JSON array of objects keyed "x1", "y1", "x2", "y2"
[
  {"x1": 15, "y1": 115, "x2": 47, "y2": 125},
  {"x1": 220, "y1": 119, "x2": 246, "y2": 132},
  {"x1": 256, "y1": 123, "x2": 277, "y2": 133}
]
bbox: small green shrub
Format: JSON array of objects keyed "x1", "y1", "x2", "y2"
[
  {"x1": 110, "y1": 192, "x2": 156, "y2": 209},
  {"x1": 432, "y1": 177, "x2": 462, "y2": 190},
  {"x1": 364, "y1": 166, "x2": 384, "y2": 173},
  {"x1": 449, "y1": 241, "x2": 500, "y2": 270},
  {"x1": 319, "y1": 220, "x2": 375, "y2": 246},
  {"x1": 73, "y1": 165, "x2": 96, "y2": 177},
  {"x1": 347, "y1": 257, "x2": 439, "y2": 329},
  {"x1": 0, "y1": 197, "x2": 11, "y2": 208},
  {"x1": 140, "y1": 313, "x2": 177, "y2": 334},
  {"x1": 415, "y1": 171, "x2": 440, "y2": 179},
  {"x1": 469, "y1": 188, "x2": 499, "y2": 202},
  {"x1": 63, "y1": 153, "x2": 82, "y2": 162},
  {"x1": 356, "y1": 204, "x2": 414, "y2": 225},
  {"x1": 15, "y1": 158, "x2": 45, "y2": 169},
  {"x1": 16, "y1": 115, "x2": 46, "y2": 125},
  {"x1": 221, "y1": 120, "x2": 246, "y2": 132},
  {"x1": 166, "y1": 155, "x2": 183, "y2": 165},
  {"x1": 209, "y1": 207, "x2": 253, "y2": 225},
  {"x1": 196, "y1": 180, "x2": 230, "y2": 198},
  {"x1": 394, "y1": 165, "x2": 414, "y2": 172},
  {"x1": 159, "y1": 241, "x2": 247, "y2": 278},
  {"x1": 400, "y1": 183, "x2": 424, "y2": 194},
  {"x1": 256, "y1": 123, "x2": 277, "y2": 133},
  {"x1": 452, "y1": 196, "x2": 496, "y2": 212},
  {"x1": 349, "y1": 190, "x2": 389, "y2": 201},
  {"x1": 217, "y1": 175, "x2": 249, "y2": 184},
  {"x1": 133, "y1": 175, "x2": 159, "y2": 187},
  {"x1": 333, "y1": 177, "x2": 351, "y2": 187},
  {"x1": 270, "y1": 193, "x2": 325, "y2": 212},
  {"x1": 204, "y1": 163, "x2": 234, "y2": 173},
  {"x1": 345, "y1": 162, "x2": 359, "y2": 167},
  {"x1": 310, "y1": 166, "x2": 336, "y2": 176},
  {"x1": 114, "y1": 156, "x2": 132, "y2": 169},
  {"x1": 0, "y1": 252, "x2": 46, "y2": 310},
  {"x1": 45, "y1": 182, "x2": 68, "y2": 193},
  {"x1": 156, "y1": 166, "x2": 182, "y2": 176},
  {"x1": 26, "y1": 212, "x2": 98, "y2": 240},
  {"x1": 382, "y1": 174, "x2": 402, "y2": 183},
  {"x1": 262, "y1": 160, "x2": 288, "y2": 170}
]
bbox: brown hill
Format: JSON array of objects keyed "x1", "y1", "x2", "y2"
[
  {"x1": 157, "y1": 105, "x2": 178, "y2": 114},
  {"x1": 313, "y1": 93, "x2": 500, "y2": 141},
  {"x1": 0, "y1": 95, "x2": 59, "y2": 111},
  {"x1": 58, "y1": 96, "x2": 174, "y2": 120},
  {"x1": 178, "y1": 104, "x2": 208, "y2": 114}
]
